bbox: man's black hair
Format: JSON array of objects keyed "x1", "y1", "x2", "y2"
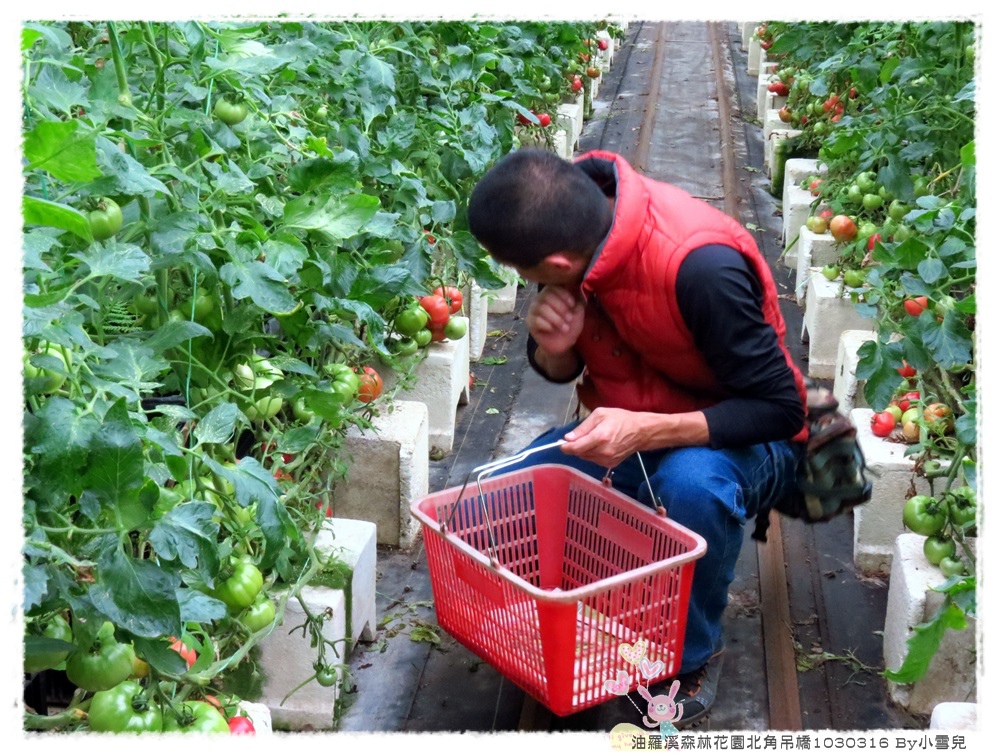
[{"x1": 467, "y1": 149, "x2": 613, "y2": 268}]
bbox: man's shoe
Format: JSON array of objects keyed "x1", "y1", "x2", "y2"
[{"x1": 670, "y1": 647, "x2": 725, "y2": 728}]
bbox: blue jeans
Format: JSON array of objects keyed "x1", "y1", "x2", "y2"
[{"x1": 496, "y1": 421, "x2": 803, "y2": 674}]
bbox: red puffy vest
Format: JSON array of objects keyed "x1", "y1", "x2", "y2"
[{"x1": 573, "y1": 151, "x2": 808, "y2": 443}]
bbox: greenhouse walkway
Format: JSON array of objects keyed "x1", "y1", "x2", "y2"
[{"x1": 336, "y1": 21, "x2": 923, "y2": 735}]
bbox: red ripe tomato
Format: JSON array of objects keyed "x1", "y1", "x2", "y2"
[
  {"x1": 432, "y1": 286, "x2": 463, "y2": 314},
  {"x1": 597, "y1": 38, "x2": 609, "y2": 50},
  {"x1": 537, "y1": 112, "x2": 551, "y2": 127},
  {"x1": 356, "y1": 366, "x2": 383, "y2": 404},
  {"x1": 809, "y1": 178, "x2": 823, "y2": 196},
  {"x1": 903, "y1": 296, "x2": 929, "y2": 316},
  {"x1": 419, "y1": 294, "x2": 451, "y2": 326},
  {"x1": 571, "y1": 76, "x2": 583, "y2": 92},
  {"x1": 897, "y1": 360, "x2": 917, "y2": 378},
  {"x1": 428, "y1": 323, "x2": 448, "y2": 342},
  {"x1": 871, "y1": 411, "x2": 897, "y2": 438},
  {"x1": 169, "y1": 637, "x2": 197, "y2": 669},
  {"x1": 768, "y1": 82, "x2": 789, "y2": 96},
  {"x1": 424, "y1": 230, "x2": 436, "y2": 245},
  {"x1": 516, "y1": 111, "x2": 532, "y2": 126},
  {"x1": 228, "y1": 715, "x2": 256, "y2": 735},
  {"x1": 818, "y1": 209, "x2": 834, "y2": 220},
  {"x1": 829, "y1": 215, "x2": 858, "y2": 243},
  {"x1": 868, "y1": 233, "x2": 882, "y2": 252}
]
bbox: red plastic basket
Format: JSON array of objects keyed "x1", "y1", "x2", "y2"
[{"x1": 410, "y1": 462, "x2": 707, "y2": 716}]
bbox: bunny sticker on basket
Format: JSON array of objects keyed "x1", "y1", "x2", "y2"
[{"x1": 604, "y1": 638, "x2": 682, "y2": 741}]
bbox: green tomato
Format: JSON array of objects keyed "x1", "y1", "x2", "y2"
[
  {"x1": 315, "y1": 665, "x2": 339, "y2": 687},
  {"x1": 443, "y1": 317, "x2": 468, "y2": 340},
  {"x1": 88, "y1": 198, "x2": 123, "y2": 241},
  {"x1": 922, "y1": 534, "x2": 957, "y2": 566},
  {"x1": 893, "y1": 224, "x2": 914, "y2": 242},
  {"x1": 902, "y1": 495, "x2": 948, "y2": 537},
  {"x1": 878, "y1": 185, "x2": 894, "y2": 202},
  {"x1": 862, "y1": 193, "x2": 884, "y2": 211},
  {"x1": 292, "y1": 395, "x2": 317, "y2": 423},
  {"x1": 234, "y1": 355, "x2": 283, "y2": 390},
  {"x1": 820, "y1": 264, "x2": 840, "y2": 281},
  {"x1": 938, "y1": 556, "x2": 967, "y2": 578},
  {"x1": 242, "y1": 598, "x2": 277, "y2": 633},
  {"x1": 391, "y1": 337, "x2": 420, "y2": 357},
  {"x1": 65, "y1": 625, "x2": 136, "y2": 692},
  {"x1": 394, "y1": 306, "x2": 430, "y2": 336},
  {"x1": 246, "y1": 395, "x2": 283, "y2": 423},
  {"x1": 912, "y1": 176, "x2": 930, "y2": 198},
  {"x1": 846, "y1": 184, "x2": 864, "y2": 206},
  {"x1": 856, "y1": 171, "x2": 878, "y2": 193},
  {"x1": 842, "y1": 269, "x2": 866, "y2": 288},
  {"x1": 857, "y1": 221, "x2": 879, "y2": 239},
  {"x1": 23, "y1": 345, "x2": 70, "y2": 394},
  {"x1": 214, "y1": 96, "x2": 248, "y2": 126},
  {"x1": 213, "y1": 560, "x2": 264, "y2": 611},
  {"x1": 88, "y1": 680, "x2": 163, "y2": 732},
  {"x1": 326, "y1": 363, "x2": 360, "y2": 403},
  {"x1": 153, "y1": 486, "x2": 184, "y2": 519},
  {"x1": 888, "y1": 200, "x2": 911, "y2": 222},
  {"x1": 163, "y1": 701, "x2": 230, "y2": 733},
  {"x1": 413, "y1": 328, "x2": 433, "y2": 348},
  {"x1": 945, "y1": 486, "x2": 977, "y2": 533},
  {"x1": 24, "y1": 614, "x2": 74, "y2": 674}
]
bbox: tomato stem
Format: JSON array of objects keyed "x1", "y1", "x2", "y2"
[{"x1": 107, "y1": 22, "x2": 133, "y2": 107}]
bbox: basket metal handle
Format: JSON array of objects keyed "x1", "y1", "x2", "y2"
[{"x1": 441, "y1": 440, "x2": 566, "y2": 565}]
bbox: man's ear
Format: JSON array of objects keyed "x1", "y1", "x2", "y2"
[{"x1": 543, "y1": 252, "x2": 578, "y2": 272}]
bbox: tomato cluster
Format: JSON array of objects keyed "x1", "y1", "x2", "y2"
[
  {"x1": 903, "y1": 484, "x2": 977, "y2": 577},
  {"x1": 391, "y1": 285, "x2": 468, "y2": 355}
]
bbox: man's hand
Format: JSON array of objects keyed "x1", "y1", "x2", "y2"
[
  {"x1": 527, "y1": 285, "x2": 585, "y2": 356},
  {"x1": 561, "y1": 407, "x2": 712, "y2": 467}
]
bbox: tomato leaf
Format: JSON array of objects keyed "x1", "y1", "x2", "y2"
[
  {"x1": 856, "y1": 340, "x2": 905, "y2": 411},
  {"x1": 205, "y1": 456, "x2": 280, "y2": 510},
  {"x1": 23, "y1": 119, "x2": 101, "y2": 183},
  {"x1": 287, "y1": 155, "x2": 360, "y2": 194},
  {"x1": 150, "y1": 502, "x2": 222, "y2": 581},
  {"x1": 22, "y1": 196, "x2": 93, "y2": 242},
  {"x1": 144, "y1": 320, "x2": 213, "y2": 353},
  {"x1": 91, "y1": 137, "x2": 171, "y2": 196},
  {"x1": 176, "y1": 587, "x2": 229, "y2": 624},
  {"x1": 261, "y1": 234, "x2": 309, "y2": 279},
  {"x1": 91, "y1": 535, "x2": 183, "y2": 639},
  {"x1": 921, "y1": 311, "x2": 973, "y2": 370},
  {"x1": 82, "y1": 400, "x2": 145, "y2": 520},
  {"x1": 195, "y1": 403, "x2": 239, "y2": 445},
  {"x1": 220, "y1": 251, "x2": 299, "y2": 315},
  {"x1": 883, "y1": 600, "x2": 968, "y2": 684},
  {"x1": 282, "y1": 193, "x2": 380, "y2": 241}
]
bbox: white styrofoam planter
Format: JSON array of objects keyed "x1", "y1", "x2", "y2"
[
  {"x1": 589, "y1": 73, "x2": 600, "y2": 101},
  {"x1": 784, "y1": 158, "x2": 824, "y2": 191},
  {"x1": 765, "y1": 127, "x2": 803, "y2": 178},
  {"x1": 781, "y1": 185, "x2": 815, "y2": 271},
  {"x1": 795, "y1": 228, "x2": 840, "y2": 304},
  {"x1": 255, "y1": 516, "x2": 378, "y2": 730},
  {"x1": 851, "y1": 408, "x2": 934, "y2": 574},
  {"x1": 883, "y1": 534, "x2": 977, "y2": 715},
  {"x1": 487, "y1": 269, "x2": 519, "y2": 314},
  {"x1": 755, "y1": 64, "x2": 779, "y2": 122},
  {"x1": 335, "y1": 399, "x2": 429, "y2": 548},
  {"x1": 257, "y1": 586, "x2": 345, "y2": 731},
  {"x1": 802, "y1": 273, "x2": 874, "y2": 379},
  {"x1": 236, "y1": 701, "x2": 273, "y2": 734},
  {"x1": 930, "y1": 702, "x2": 978, "y2": 731},
  {"x1": 464, "y1": 280, "x2": 489, "y2": 362},
  {"x1": 833, "y1": 329, "x2": 877, "y2": 412},
  {"x1": 748, "y1": 36, "x2": 761, "y2": 76},
  {"x1": 557, "y1": 100, "x2": 583, "y2": 151},
  {"x1": 387, "y1": 322, "x2": 470, "y2": 457},
  {"x1": 741, "y1": 22, "x2": 756, "y2": 51},
  {"x1": 313, "y1": 517, "x2": 378, "y2": 645}
]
